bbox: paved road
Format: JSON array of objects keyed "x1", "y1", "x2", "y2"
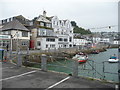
[{"x1": 1, "y1": 62, "x2": 116, "y2": 90}]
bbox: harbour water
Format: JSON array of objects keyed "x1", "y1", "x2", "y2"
[
  {"x1": 78, "y1": 48, "x2": 118, "y2": 82},
  {"x1": 47, "y1": 48, "x2": 119, "y2": 83}
]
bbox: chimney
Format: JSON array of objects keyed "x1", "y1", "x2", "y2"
[{"x1": 43, "y1": 10, "x2": 46, "y2": 17}]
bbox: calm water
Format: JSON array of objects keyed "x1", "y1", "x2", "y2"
[
  {"x1": 79, "y1": 48, "x2": 118, "y2": 82},
  {"x1": 47, "y1": 48, "x2": 119, "y2": 83}
]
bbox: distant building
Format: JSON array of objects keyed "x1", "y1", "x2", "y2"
[
  {"x1": 73, "y1": 38, "x2": 88, "y2": 46},
  {"x1": 92, "y1": 37, "x2": 101, "y2": 43},
  {"x1": 112, "y1": 39, "x2": 119, "y2": 45}
]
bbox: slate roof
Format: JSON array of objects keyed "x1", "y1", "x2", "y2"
[{"x1": 1, "y1": 20, "x2": 29, "y2": 31}]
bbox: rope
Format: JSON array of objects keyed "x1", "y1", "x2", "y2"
[
  {"x1": 52, "y1": 60, "x2": 72, "y2": 70},
  {"x1": 87, "y1": 61, "x2": 105, "y2": 78}
]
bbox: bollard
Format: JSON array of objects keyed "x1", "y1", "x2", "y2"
[
  {"x1": 9, "y1": 48, "x2": 13, "y2": 60},
  {"x1": 3, "y1": 50, "x2": 7, "y2": 62},
  {"x1": 27, "y1": 47, "x2": 29, "y2": 55},
  {"x1": 41, "y1": 54, "x2": 47, "y2": 71},
  {"x1": 72, "y1": 59, "x2": 79, "y2": 78},
  {"x1": 17, "y1": 51, "x2": 22, "y2": 67}
]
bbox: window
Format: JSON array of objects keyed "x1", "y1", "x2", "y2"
[
  {"x1": 30, "y1": 22, "x2": 33, "y2": 26},
  {"x1": 22, "y1": 41, "x2": 27, "y2": 46},
  {"x1": 50, "y1": 44, "x2": 55, "y2": 48},
  {"x1": 3, "y1": 41, "x2": 6, "y2": 47},
  {"x1": 70, "y1": 31, "x2": 72, "y2": 33},
  {"x1": 53, "y1": 21, "x2": 55, "y2": 25},
  {"x1": 64, "y1": 45, "x2": 67, "y2": 48},
  {"x1": 22, "y1": 32, "x2": 28, "y2": 37},
  {"x1": 37, "y1": 41, "x2": 41, "y2": 46},
  {"x1": 69, "y1": 44, "x2": 72, "y2": 47},
  {"x1": 9, "y1": 18, "x2": 11, "y2": 22},
  {"x1": 46, "y1": 44, "x2": 48, "y2": 48},
  {"x1": 59, "y1": 38, "x2": 63, "y2": 41},
  {"x1": 46, "y1": 38, "x2": 55, "y2": 42},
  {"x1": 40, "y1": 22, "x2": 44, "y2": 26},
  {"x1": 43, "y1": 31, "x2": 46, "y2": 35},
  {"x1": 46, "y1": 38, "x2": 49, "y2": 41},
  {"x1": 46, "y1": 23, "x2": 51, "y2": 28},
  {"x1": 69, "y1": 37, "x2": 72, "y2": 42},
  {"x1": 64, "y1": 39, "x2": 68, "y2": 42}
]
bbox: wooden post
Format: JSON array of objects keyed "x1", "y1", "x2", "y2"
[{"x1": 41, "y1": 54, "x2": 47, "y2": 71}]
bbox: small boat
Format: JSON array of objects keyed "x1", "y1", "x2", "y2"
[
  {"x1": 108, "y1": 55, "x2": 119, "y2": 63},
  {"x1": 73, "y1": 53, "x2": 88, "y2": 64},
  {"x1": 91, "y1": 50, "x2": 99, "y2": 54},
  {"x1": 77, "y1": 56, "x2": 88, "y2": 64}
]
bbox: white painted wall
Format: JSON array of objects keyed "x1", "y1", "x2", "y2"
[
  {"x1": 11, "y1": 30, "x2": 30, "y2": 40},
  {"x1": 74, "y1": 38, "x2": 88, "y2": 46},
  {"x1": 36, "y1": 37, "x2": 58, "y2": 50},
  {"x1": 113, "y1": 40, "x2": 119, "y2": 44},
  {"x1": 51, "y1": 16, "x2": 74, "y2": 48}
]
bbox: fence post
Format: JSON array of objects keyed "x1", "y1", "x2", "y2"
[
  {"x1": 4, "y1": 50, "x2": 8, "y2": 62},
  {"x1": 73, "y1": 59, "x2": 79, "y2": 77},
  {"x1": 9, "y1": 49, "x2": 12, "y2": 60},
  {"x1": 41, "y1": 54, "x2": 47, "y2": 71},
  {"x1": 17, "y1": 51, "x2": 22, "y2": 67},
  {"x1": 27, "y1": 46, "x2": 29, "y2": 55}
]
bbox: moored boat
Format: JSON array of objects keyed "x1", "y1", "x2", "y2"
[
  {"x1": 77, "y1": 56, "x2": 88, "y2": 64},
  {"x1": 91, "y1": 50, "x2": 99, "y2": 54},
  {"x1": 108, "y1": 54, "x2": 118, "y2": 63},
  {"x1": 108, "y1": 58, "x2": 119, "y2": 63},
  {"x1": 72, "y1": 52, "x2": 88, "y2": 64}
]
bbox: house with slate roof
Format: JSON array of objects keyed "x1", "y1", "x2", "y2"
[
  {"x1": 0, "y1": 11, "x2": 74, "y2": 50},
  {"x1": 0, "y1": 20, "x2": 30, "y2": 50},
  {"x1": 30, "y1": 11, "x2": 59, "y2": 50}
]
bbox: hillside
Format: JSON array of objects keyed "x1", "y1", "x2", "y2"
[{"x1": 71, "y1": 21, "x2": 92, "y2": 35}]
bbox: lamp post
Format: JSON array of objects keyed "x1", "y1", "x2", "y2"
[{"x1": 10, "y1": 35, "x2": 13, "y2": 59}]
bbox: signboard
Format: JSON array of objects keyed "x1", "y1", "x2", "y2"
[{"x1": 0, "y1": 35, "x2": 11, "y2": 39}]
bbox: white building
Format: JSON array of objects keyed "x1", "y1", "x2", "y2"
[
  {"x1": 113, "y1": 39, "x2": 119, "y2": 45},
  {"x1": 100, "y1": 38, "x2": 110, "y2": 43},
  {"x1": 31, "y1": 11, "x2": 59, "y2": 50},
  {"x1": 73, "y1": 38, "x2": 88, "y2": 46},
  {"x1": 50, "y1": 15, "x2": 74, "y2": 48},
  {"x1": 31, "y1": 11, "x2": 74, "y2": 50},
  {"x1": 92, "y1": 37, "x2": 101, "y2": 43},
  {"x1": 93, "y1": 36, "x2": 111, "y2": 44}
]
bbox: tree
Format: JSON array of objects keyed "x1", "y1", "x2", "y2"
[
  {"x1": 71, "y1": 21, "x2": 92, "y2": 35},
  {"x1": 71, "y1": 21, "x2": 77, "y2": 27}
]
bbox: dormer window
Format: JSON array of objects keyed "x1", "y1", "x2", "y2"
[
  {"x1": 40, "y1": 22, "x2": 44, "y2": 26},
  {"x1": 53, "y1": 21, "x2": 55, "y2": 25},
  {"x1": 22, "y1": 31, "x2": 28, "y2": 37},
  {"x1": 46, "y1": 23, "x2": 51, "y2": 28}
]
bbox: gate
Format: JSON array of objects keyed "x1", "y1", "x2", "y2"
[{"x1": 78, "y1": 60, "x2": 118, "y2": 83}]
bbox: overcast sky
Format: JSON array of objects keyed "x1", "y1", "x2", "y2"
[{"x1": 0, "y1": 0, "x2": 119, "y2": 32}]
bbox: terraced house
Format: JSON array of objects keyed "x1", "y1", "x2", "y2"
[
  {"x1": 30, "y1": 11, "x2": 74, "y2": 50},
  {"x1": 0, "y1": 19, "x2": 30, "y2": 51},
  {"x1": 30, "y1": 11, "x2": 58, "y2": 50},
  {"x1": 0, "y1": 11, "x2": 74, "y2": 50}
]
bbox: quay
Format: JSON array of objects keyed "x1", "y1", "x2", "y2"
[{"x1": 1, "y1": 61, "x2": 116, "y2": 89}]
